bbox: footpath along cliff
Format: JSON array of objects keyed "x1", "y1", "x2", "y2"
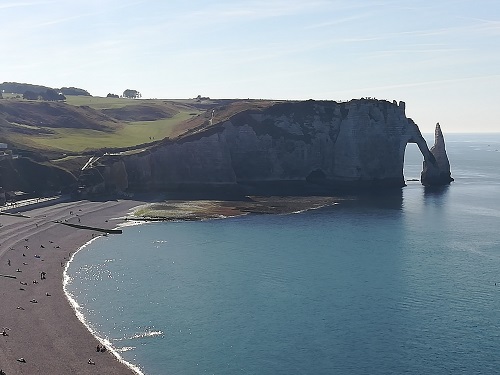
[{"x1": 79, "y1": 99, "x2": 452, "y2": 196}]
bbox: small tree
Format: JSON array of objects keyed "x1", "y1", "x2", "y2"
[
  {"x1": 123, "y1": 89, "x2": 141, "y2": 99},
  {"x1": 107, "y1": 93, "x2": 119, "y2": 98},
  {"x1": 59, "y1": 87, "x2": 91, "y2": 96},
  {"x1": 23, "y1": 90, "x2": 39, "y2": 100},
  {"x1": 41, "y1": 88, "x2": 66, "y2": 101}
]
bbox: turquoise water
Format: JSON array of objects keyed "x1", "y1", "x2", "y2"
[{"x1": 66, "y1": 134, "x2": 500, "y2": 375}]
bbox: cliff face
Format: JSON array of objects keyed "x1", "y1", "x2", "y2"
[
  {"x1": 421, "y1": 123, "x2": 454, "y2": 186},
  {"x1": 0, "y1": 157, "x2": 76, "y2": 194},
  {"x1": 82, "y1": 99, "x2": 452, "y2": 195}
]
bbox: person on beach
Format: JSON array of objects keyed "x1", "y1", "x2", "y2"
[
  {"x1": 88, "y1": 359, "x2": 95, "y2": 365},
  {"x1": 7, "y1": 259, "x2": 10, "y2": 266}
]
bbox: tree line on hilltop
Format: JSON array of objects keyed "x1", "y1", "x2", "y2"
[
  {"x1": 0, "y1": 82, "x2": 91, "y2": 97},
  {"x1": 22, "y1": 89, "x2": 66, "y2": 101},
  {"x1": 1, "y1": 82, "x2": 142, "y2": 101},
  {"x1": 107, "y1": 89, "x2": 142, "y2": 99}
]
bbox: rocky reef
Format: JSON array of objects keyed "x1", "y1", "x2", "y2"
[{"x1": 78, "y1": 99, "x2": 453, "y2": 196}]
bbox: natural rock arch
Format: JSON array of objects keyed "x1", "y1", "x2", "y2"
[{"x1": 77, "y1": 100, "x2": 453, "y2": 196}]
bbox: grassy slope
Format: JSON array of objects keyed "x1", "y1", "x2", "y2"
[
  {"x1": 1, "y1": 96, "x2": 202, "y2": 153},
  {"x1": 65, "y1": 95, "x2": 138, "y2": 108},
  {"x1": 23, "y1": 111, "x2": 195, "y2": 152},
  {"x1": 0, "y1": 96, "x2": 281, "y2": 164}
]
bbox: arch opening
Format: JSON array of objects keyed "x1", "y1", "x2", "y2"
[{"x1": 403, "y1": 143, "x2": 424, "y2": 182}]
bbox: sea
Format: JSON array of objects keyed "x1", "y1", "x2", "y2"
[{"x1": 64, "y1": 133, "x2": 500, "y2": 375}]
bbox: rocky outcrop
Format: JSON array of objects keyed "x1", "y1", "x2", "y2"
[
  {"x1": 78, "y1": 99, "x2": 452, "y2": 196},
  {"x1": 421, "y1": 123, "x2": 454, "y2": 186}
]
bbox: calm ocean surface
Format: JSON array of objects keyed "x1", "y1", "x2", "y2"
[{"x1": 65, "y1": 134, "x2": 500, "y2": 375}]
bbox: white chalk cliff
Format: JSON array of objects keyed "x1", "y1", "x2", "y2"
[{"x1": 81, "y1": 99, "x2": 453, "y2": 195}]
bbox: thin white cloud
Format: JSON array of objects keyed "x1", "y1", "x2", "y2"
[
  {"x1": 304, "y1": 13, "x2": 370, "y2": 30},
  {"x1": 0, "y1": 1, "x2": 56, "y2": 10}
]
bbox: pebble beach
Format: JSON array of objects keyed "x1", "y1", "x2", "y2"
[{"x1": 0, "y1": 198, "x2": 147, "y2": 375}]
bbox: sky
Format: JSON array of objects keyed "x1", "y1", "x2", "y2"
[{"x1": 1, "y1": 0, "x2": 499, "y2": 133}]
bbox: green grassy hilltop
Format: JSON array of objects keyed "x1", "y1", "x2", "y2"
[
  {"x1": 0, "y1": 95, "x2": 201, "y2": 153},
  {"x1": 0, "y1": 92, "x2": 279, "y2": 175}
]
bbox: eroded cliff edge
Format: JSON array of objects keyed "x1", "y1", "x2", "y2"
[{"x1": 80, "y1": 99, "x2": 452, "y2": 196}]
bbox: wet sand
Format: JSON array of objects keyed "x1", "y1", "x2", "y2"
[{"x1": 0, "y1": 198, "x2": 147, "y2": 374}]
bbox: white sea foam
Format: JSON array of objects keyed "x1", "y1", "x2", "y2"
[
  {"x1": 115, "y1": 329, "x2": 164, "y2": 341},
  {"x1": 291, "y1": 201, "x2": 339, "y2": 215},
  {"x1": 118, "y1": 219, "x2": 147, "y2": 228},
  {"x1": 130, "y1": 330, "x2": 163, "y2": 339},
  {"x1": 63, "y1": 237, "x2": 146, "y2": 375},
  {"x1": 117, "y1": 346, "x2": 136, "y2": 352}
]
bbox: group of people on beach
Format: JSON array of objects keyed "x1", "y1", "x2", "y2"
[
  {"x1": 1, "y1": 233, "x2": 54, "y2": 367},
  {"x1": 88, "y1": 344, "x2": 107, "y2": 365},
  {"x1": 0, "y1": 203, "x2": 130, "y2": 372}
]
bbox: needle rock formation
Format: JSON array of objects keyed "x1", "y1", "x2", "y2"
[{"x1": 420, "y1": 123, "x2": 454, "y2": 186}]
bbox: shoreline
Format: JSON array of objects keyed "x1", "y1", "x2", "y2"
[
  {"x1": 62, "y1": 236, "x2": 145, "y2": 375},
  {"x1": 0, "y1": 198, "x2": 148, "y2": 374},
  {"x1": 0, "y1": 195, "x2": 342, "y2": 374}
]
